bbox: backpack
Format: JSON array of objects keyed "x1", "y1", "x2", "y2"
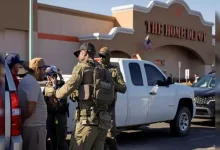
[{"x1": 92, "y1": 65, "x2": 114, "y2": 106}]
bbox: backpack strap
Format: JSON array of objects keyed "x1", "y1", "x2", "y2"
[{"x1": 93, "y1": 66, "x2": 96, "y2": 101}]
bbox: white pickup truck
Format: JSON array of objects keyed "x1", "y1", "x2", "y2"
[{"x1": 41, "y1": 58, "x2": 196, "y2": 136}]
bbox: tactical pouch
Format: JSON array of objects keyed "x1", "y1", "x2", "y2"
[
  {"x1": 92, "y1": 66, "x2": 114, "y2": 106},
  {"x1": 78, "y1": 85, "x2": 93, "y2": 100},
  {"x1": 98, "y1": 111, "x2": 112, "y2": 130},
  {"x1": 87, "y1": 107, "x2": 98, "y2": 125},
  {"x1": 74, "y1": 109, "x2": 80, "y2": 121},
  {"x1": 94, "y1": 79, "x2": 114, "y2": 105}
]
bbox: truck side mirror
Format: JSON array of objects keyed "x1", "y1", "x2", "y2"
[
  {"x1": 166, "y1": 77, "x2": 173, "y2": 85},
  {"x1": 152, "y1": 80, "x2": 165, "y2": 86},
  {"x1": 149, "y1": 85, "x2": 158, "y2": 95}
]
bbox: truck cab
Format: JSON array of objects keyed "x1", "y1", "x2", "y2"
[
  {"x1": 40, "y1": 58, "x2": 196, "y2": 137},
  {"x1": 112, "y1": 58, "x2": 195, "y2": 135}
]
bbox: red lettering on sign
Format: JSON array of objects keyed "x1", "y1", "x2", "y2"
[
  {"x1": 176, "y1": 7, "x2": 181, "y2": 17},
  {"x1": 175, "y1": 27, "x2": 181, "y2": 38},
  {"x1": 144, "y1": 20, "x2": 206, "y2": 42},
  {"x1": 186, "y1": 29, "x2": 190, "y2": 40},
  {"x1": 171, "y1": 26, "x2": 176, "y2": 37},
  {"x1": 181, "y1": 28, "x2": 186, "y2": 39},
  {"x1": 152, "y1": 22, "x2": 158, "y2": 34},
  {"x1": 165, "y1": 24, "x2": 171, "y2": 36},
  {"x1": 189, "y1": 30, "x2": 194, "y2": 40},
  {"x1": 195, "y1": 31, "x2": 198, "y2": 41},
  {"x1": 158, "y1": 23, "x2": 163, "y2": 35},
  {"x1": 198, "y1": 31, "x2": 201, "y2": 41}
]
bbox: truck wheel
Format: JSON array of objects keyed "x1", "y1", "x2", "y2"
[{"x1": 170, "y1": 107, "x2": 191, "y2": 136}]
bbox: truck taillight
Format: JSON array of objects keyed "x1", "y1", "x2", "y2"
[{"x1": 10, "y1": 92, "x2": 21, "y2": 136}]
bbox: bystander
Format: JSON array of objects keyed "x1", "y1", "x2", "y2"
[
  {"x1": 5, "y1": 53, "x2": 24, "y2": 89},
  {"x1": 18, "y1": 57, "x2": 49, "y2": 150}
]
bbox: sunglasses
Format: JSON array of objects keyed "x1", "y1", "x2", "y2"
[
  {"x1": 74, "y1": 51, "x2": 80, "y2": 58},
  {"x1": 99, "y1": 53, "x2": 106, "y2": 58}
]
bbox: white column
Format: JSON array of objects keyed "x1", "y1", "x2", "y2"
[{"x1": 29, "y1": 0, "x2": 34, "y2": 62}]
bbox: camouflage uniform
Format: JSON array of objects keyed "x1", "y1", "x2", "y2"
[
  {"x1": 99, "y1": 47, "x2": 127, "y2": 150},
  {"x1": 45, "y1": 43, "x2": 112, "y2": 150}
]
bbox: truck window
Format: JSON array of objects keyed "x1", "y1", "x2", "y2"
[
  {"x1": 144, "y1": 64, "x2": 165, "y2": 86},
  {"x1": 111, "y1": 62, "x2": 120, "y2": 70},
  {"x1": 129, "y1": 63, "x2": 143, "y2": 86}
]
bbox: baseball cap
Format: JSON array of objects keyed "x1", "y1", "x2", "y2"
[
  {"x1": 74, "y1": 42, "x2": 96, "y2": 58},
  {"x1": 29, "y1": 57, "x2": 49, "y2": 69},
  {"x1": 99, "y1": 47, "x2": 110, "y2": 57},
  {"x1": 45, "y1": 66, "x2": 58, "y2": 76},
  {"x1": 5, "y1": 53, "x2": 24, "y2": 68}
]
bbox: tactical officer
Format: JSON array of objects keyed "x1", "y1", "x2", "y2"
[
  {"x1": 99, "y1": 47, "x2": 127, "y2": 150},
  {"x1": 43, "y1": 66, "x2": 69, "y2": 150},
  {"x1": 45, "y1": 42, "x2": 114, "y2": 150}
]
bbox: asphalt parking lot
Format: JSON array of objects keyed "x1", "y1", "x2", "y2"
[
  {"x1": 117, "y1": 118, "x2": 217, "y2": 150},
  {"x1": 48, "y1": 118, "x2": 218, "y2": 150}
]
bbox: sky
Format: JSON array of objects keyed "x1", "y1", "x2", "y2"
[{"x1": 38, "y1": 0, "x2": 218, "y2": 35}]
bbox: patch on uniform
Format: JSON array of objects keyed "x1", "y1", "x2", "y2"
[
  {"x1": 111, "y1": 69, "x2": 117, "y2": 78},
  {"x1": 114, "y1": 67, "x2": 121, "y2": 77},
  {"x1": 82, "y1": 120, "x2": 87, "y2": 125}
]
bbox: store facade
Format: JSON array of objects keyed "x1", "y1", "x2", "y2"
[
  {"x1": 79, "y1": 0, "x2": 214, "y2": 79},
  {"x1": 0, "y1": 0, "x2": 214, "y2": 79}
]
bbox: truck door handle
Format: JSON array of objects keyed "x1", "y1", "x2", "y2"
[{"x1": 149, "y1": 91, "x2": 157, "y2": 95}]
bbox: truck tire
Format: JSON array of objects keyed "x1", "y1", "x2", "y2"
[{"x1": 170, "y1": 107, "x2": 191, "y2": 136}]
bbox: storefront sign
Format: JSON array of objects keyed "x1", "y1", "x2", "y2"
[
  {"x1": 131, "y1": 54, "x2": 137, "y2": 59},
  {"x1": 155, "y1": 60, "x2": 165, "y2": 66},
  {"x1": 145, "y1": 20, "x2": 206, "y2": 42},
  {"x1": 131, "y1": 53, "x2": 142, "y2": 60}
]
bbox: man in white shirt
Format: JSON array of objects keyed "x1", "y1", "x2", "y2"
[{"x1": 18, "y1": 57, "x2": 49, "y2": 150}]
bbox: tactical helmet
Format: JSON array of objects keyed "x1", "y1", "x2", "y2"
[{"x1": 74, "y1": 42, "x2": 96, "y2": 58}]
